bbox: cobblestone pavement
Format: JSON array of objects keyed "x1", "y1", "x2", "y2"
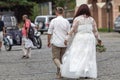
[{"x1": 0, "y1": 32, "x2": 120, "y2": 80}]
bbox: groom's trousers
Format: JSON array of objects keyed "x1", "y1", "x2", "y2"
[{"x1": 52, "y1": 45, "x2": 66, "y2": 75}]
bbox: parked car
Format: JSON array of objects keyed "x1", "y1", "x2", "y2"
[
  {"x1": 34, "y1": 15, "x2": 56, "y2": 34},
  {"x1": 114, "y1": 15, "x2": 120, "y2": 33},
  {"x1": 66, "y1": 17, "x2": 73, "y2": 27},
  {"x1": 1, "y1": 14, "x2": 17, "y2": 28}
]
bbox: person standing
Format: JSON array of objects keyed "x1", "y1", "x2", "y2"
[
  {"x1": 0, "y1": 15, "x2": 5, "y2": 51},
  {"x1": 21, "y1": 14, "x2": 33, "y2": 59},
  {"x1": 60, "y1": 4, "x2": 101, "y2": 79},
  {"x1": 47, "y1": 7, "x2": 70, "y2": 79}
]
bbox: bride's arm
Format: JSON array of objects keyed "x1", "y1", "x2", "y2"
[
  {"x1": 65, "y1": 18, "x2": 79, "y2": 40},
  {"x1": 92, "y1": 19, "x2": 101, "y2": 43}
]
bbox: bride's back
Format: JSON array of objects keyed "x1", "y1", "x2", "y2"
[{"x1": 76, "y1": 15, "x2": 94, "y2": 33}]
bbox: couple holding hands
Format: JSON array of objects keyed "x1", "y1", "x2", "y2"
[{"x1": 48, "y1": 4, "x2": 101, "y2": 79}]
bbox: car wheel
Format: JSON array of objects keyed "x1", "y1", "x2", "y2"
[{"x1": 41, "y1": 31, "x2": 44, "y2": 34}]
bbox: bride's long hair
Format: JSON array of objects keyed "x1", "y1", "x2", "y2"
[{"x1": 74, "y1": 4, "x2": 91, "y2": 19}]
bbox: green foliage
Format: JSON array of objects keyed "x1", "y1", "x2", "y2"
[
  {"x1": 67, "y1": 0, "x2": 76, "y2": 9},
  {"x1": 0, "y1": 0, "x2": 37, "y2": 22},
  {"x1": 30, "y1": 3, "x2": 40, "y2": 22},
  {"x1": 98, "y1": 28, "x2": 113, "y2": 32},
  {"x1": 54, "y1": 0, "x2": 76, "y2": 10},
  {"x1": 0, "y1": 0, "x2": 35, "y2": 7},
  {"x1": 0, "y1": 2, "x2": 7, "y2": 7},
  {"x1": 54, "y1": 0, "x2": 66, "y2": 7},
  {"x1": 0, "y1": 0, "x2": 76, "y2": 22}
]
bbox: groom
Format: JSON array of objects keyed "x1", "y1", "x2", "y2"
[{"x1": 47, "y1": 7, "x2": 70, "y2": 79}]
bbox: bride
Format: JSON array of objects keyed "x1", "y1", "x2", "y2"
[{"x1": 60, "y1": 4, "x2": 101, "y2": 79}]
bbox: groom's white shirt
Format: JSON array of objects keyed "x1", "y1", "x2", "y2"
[{"x1": 48, "y1": 16, "x2": 70, "y2": 47}]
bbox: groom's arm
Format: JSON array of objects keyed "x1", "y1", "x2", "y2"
[
  {"x1": 47, "y1": 20, "x2": 54, "y2": 47},
  {"x1": 47, "y1": 34, "x2": 52, "y2": 47}
]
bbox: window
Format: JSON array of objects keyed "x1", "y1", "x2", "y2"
[
  {"x1": 36, "y1": 17, "x2": 45, "y2": 22},
  {"x1": 119, "y1": 6, "x2": 120, "y2": 12},
  {"x1": 48, "y1": 17, "x2": 55, "y2": 22}
]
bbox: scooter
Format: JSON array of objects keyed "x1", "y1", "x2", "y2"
[
  {"x1": 3, "y1": 35, "x2": 13, "y2": 51},
  {"x1": 3, "y1": 29, "x2": 22, "y2": 51}
]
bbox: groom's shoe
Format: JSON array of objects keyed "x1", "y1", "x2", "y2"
[
  {"x1": 21, "y1": 55, "x2": 26, "y2": 59},
  {"x1": 56, "y1": 73, "x2": 63, "y2": 79},
  {"x1": 85, "y1": 77, "x2": 93, "y2": 79}
]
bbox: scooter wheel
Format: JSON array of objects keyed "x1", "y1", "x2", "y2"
[{"x1": 4, "y1": 39, "x2": 12, "y2": 51}]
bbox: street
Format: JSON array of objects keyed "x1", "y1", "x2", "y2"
[{"x1": 0, "y1": 32, "x2": 120, "y2": 80}]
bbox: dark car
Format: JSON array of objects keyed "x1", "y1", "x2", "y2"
[
  {"x1": 1, "y1": 14, "x2": 22, "y2": 51},
  {"x1": 66, "y1": 17, "x2": 73, "y2": 27},
  {"x1": 114, "y1": 15, "x2": 120, "y2": 33}
]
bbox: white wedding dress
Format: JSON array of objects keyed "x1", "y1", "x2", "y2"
[{"x1": 61, "y1": 16, "x2": 97, "y2": 78}]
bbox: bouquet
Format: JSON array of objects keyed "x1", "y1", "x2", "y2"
[{"x1": 96, "y1": 39, "x2": 106, "y2": 53}]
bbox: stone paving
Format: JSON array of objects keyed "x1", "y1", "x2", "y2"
[{"x1": 0, "y1": 32, "x2": 120, "y2": 80}]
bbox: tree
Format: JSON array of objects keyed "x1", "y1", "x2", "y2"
[
  {"x1": 53, "y1": 0, "x2": 75, "y2": 10},
  {"x1": 0, "y1": 0, "x2": 37, "y2": 22},
  {"x1": 0, "y1": 0, "x2": 76, "y2": 22}
]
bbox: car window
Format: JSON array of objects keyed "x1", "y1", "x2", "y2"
[
  {"x1": 11, "y1": 17, "x2": 16, "y2": 22},
  {"x1": 36, "y1": 17, "x2": 45, "y2": 22},
  {"x1": 11, "y1": 17, "x2": 17, "y2": 26},
  {"x1": 48, "y1": 17, "x2": 55, "y2": 22},
  {"x1": 3, "y1": 16, "x2": 11, "y2": 22},
  {"x1": 2, "y1": 15, "x2": 17, "y2": 28},
  {"x1": 68, "y1": 19, "x2": 73, "y2": 23}
]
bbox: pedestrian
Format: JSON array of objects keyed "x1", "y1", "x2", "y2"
[
  {"x1": 47, "y1": 7, "x2": 71, "y2": 79},
  {"x1": 21, "y1": 14, "x2": 34, "y2": 59},
  {"x1": 0, "y1": 15, "x2": 5, "y2": 51},
  {"x1": 60, "y1": 4, "x2": 101, "y2": 79}
]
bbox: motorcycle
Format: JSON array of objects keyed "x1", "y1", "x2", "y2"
[
  {"x1": 3, "y1": 27, "x2": 42, "y2": 51},
  {"x1": 33, "y1": 30, "x2": 42, "y2": 49}
]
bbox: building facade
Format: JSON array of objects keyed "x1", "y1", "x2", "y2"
[{"x1": 76, "y1": 0, "x2": 120, "y2": 29}]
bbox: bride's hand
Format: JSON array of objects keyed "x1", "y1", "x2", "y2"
[
  {"x1": 97, "y1": 39, "x2": 102, "y2": 45},
  {"x1": 64, "y1": 40, "x2": 68, "y2": 46}
]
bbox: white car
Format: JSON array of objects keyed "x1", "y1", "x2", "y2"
[
  {"x1": 114, "y1": 15, "x2": 120, "y2": 33},
  {"x1": 34, "y1": 15, "x2": 56, "y2": 34}
]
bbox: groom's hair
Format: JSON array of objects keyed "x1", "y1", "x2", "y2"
[{"x1": 55, "y1": 7, "x2": 64, "y2": 14}]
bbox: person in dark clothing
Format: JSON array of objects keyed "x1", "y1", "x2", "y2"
[{"x1": 0, "y1": 15, "x2": 5, "y2": 51}]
